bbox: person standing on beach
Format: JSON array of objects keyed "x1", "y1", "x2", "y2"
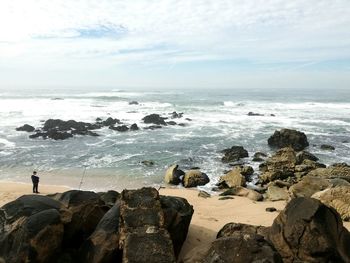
[{"x1": 31, "y1": 171, "x2": 39, "y2": 193}]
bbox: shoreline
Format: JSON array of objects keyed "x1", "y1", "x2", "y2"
[{"x1": 1, "y1": 180, "x2": 349, "y2": 260}]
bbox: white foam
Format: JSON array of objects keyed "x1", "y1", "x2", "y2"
[{"x1": 0, "y1": 138, "x2": 15, "y2": 148}]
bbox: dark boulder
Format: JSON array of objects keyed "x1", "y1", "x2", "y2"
[
  {"x1": 141, "y1": 160, "x2": 155, "y2": 166},
  {"x1": 142, "y1": 114, "x2": 167, "y2": 125},
  {"x1": 101, "y1": 117, "x2": 120, "y2": 127},
  {"x1": 221, "y1": 146, "x2": 249, "y2": 163},
  {"x1": 129, "y1": 101, "x2": 139, "y2": 105},
  {"x1": 166, "y1": 121, "x2": 177, "y2": 125},
  {"x1": 160, "y1": 195, "x2": 194, "y2": 257},
  {"x1": 296, "y1": 150, "x2": 319, "y2": 164},
  {"x1": 217, "y1": 222, "x2": 269, "y2": 239},
  {"x1": 97, "y1": 190, "x2": 120, "y2": 207},
  {"x1": 16, "y1": 124, "x2": 35, "y2": 132},
  {"x1": 170, "y1": 111, "x2": 183, "y2": 119},
  {"x1": 109, "y1": 125, "x2": 129, "y2": 132},
  {"x1": 268, "y1": 197, "x2": 350, "y2": 263},
  {"x1": 130, "y1": 123, "x2": 139, "y2": 131},
  {"x1": 253, "y1": 151, "x2": 268, "y2": 162},
  {"x1": 268, "y1": 129, "x2": 309, "y2": 151},
  {"x1": 321, "y1": 144, "x2": 335, "y2": 150},
  {"x1": 79, "y1": 204, "x2": 122, "y2": 263}
]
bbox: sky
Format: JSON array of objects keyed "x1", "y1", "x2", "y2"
[{"x1": 0, "y1": 0, "x2": 350, "y2": 89}]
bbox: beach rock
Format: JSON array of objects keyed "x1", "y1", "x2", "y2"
[
  {"x1": 170, "y1": 111, "x2": 183, "y2": 119},
  {"x1": 102, "y1": 117, "x2": 120, "y2": 126},
  {"x1": 16, "y1": 124, "x2": 35, "y2": 132},
  {"x1": 253, "y1": 152, "x2": 267, "y2": 162},
  {"x1": 296, "y1": 150, "x2": 319, "y2": 164},
  {"x1": 268, "y1": 129, "x2": 309, "y2": 151},
  {"x1": 109, "y1": 125, "x2": 129, "y2": 132},
  {"x1": 97, "y1": 190, "x2": 120, "y2": 206},
  {"x1": 312, "y1": 186, "x2": 350, "y2": 221},
  {"x1": 142, "y1": 114, "x2": 167, "y2": 125},
  {"x1": 79, "y1": 205, "x2": 122, "y2": 263},
  {"x1": 198, "y1": 190, "x2": 211, "y2": 198},
  {"x1": 184, "y1": 232, "x2": 282, "y2": 263},
  {"x1": 321, "y1": 144, "x2": 335, "y2": 150},
  {"x1": 219, "y1": 186, "x2": 263, "y2": 201},
  {"x1": 268, "y1": 197, "x2": 350, "y2": 263},
  {"x1": 119, "y1": 188, "x2": 176, "y2": 262},
  {"x1": 53, "y1": 190, "x2": 109, "y2": 249},
  {"x1": 130, "y1": 123, "x2": 139, "y2": 131},
  {"x1": 182, "y1": 170, "x2": 210, "y2": 188},
  {"x1": 218, "y1": 167, "x2": 246, "y2": 188},
  {"x1": 141, "y1": 160, "x2": 155, "y2": 166},
  {"x1": 221, "y1": 146, "x2": 249, "y2": 163},
  {"x1": 129, "y1": 101, "x2": 139, "y2": 105},
  {"x1": 217, "y1": 222, "x2": 269, "y2": 239},
  {"x1": 259, "y1": 147, "x2": 297, "y2": 184},
  {"x1": 164, "y1": 164, "x2": 184, "y2": 185},
  {"x1": 160, "y1": 195, "x2": 194, "y2": 257},
  {"x1": 266, "y1": 183, "x2": 290, "y2": 201},
  {"x1": 289, "y1": 176, "x2": 331, "y2": 198},
  {"x1": 0, "y1": 195, "x2": 68, "y2": 263},
  {"x1": 307, "y1": 163, "x2": 350, "y2": 180},
  {"x1": 247, "y1": 111, "x2": 264, "y2": 116}
]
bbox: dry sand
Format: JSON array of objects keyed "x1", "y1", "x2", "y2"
[{"x1": 0, "y1": 181, "x2": 349, "y2": 260}]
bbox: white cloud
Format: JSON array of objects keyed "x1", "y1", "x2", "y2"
[{"x1": 0, "y1": 0, "x2": 349, "y2": 87}]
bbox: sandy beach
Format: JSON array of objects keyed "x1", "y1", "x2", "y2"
[{"x1": 1, "y1": 181, "x2": 349, "y2": 260}]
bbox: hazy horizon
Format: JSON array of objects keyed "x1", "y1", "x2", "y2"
[{"x1": 1, "y1": 1, "x2": 349, "y2": 89}]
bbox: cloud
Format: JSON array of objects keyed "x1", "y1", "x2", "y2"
[{"x1": 0, "y1": 0, "x2": 349, "y2": 87}]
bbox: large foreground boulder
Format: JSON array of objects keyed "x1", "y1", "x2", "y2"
[
  {"x1": 268, "y1": 197, "x2": 350, "y2": 263},
  {"x1": 0, "y1": 195, "x2": 69, "y2": 263},
  {"x1": 268, "y1": 129, "x2": 309, "y2": 151}
]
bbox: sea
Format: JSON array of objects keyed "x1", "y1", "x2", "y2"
[{"x1": 0, "y1": 87, "x2": 349, "y2": 192}]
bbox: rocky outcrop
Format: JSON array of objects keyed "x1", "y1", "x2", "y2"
[
  {"x1": 312, "y1": 186, "x2": 350, "y2": 221},
  {"x1": 182, "y1": 170, "x2": 210, "y2": 188},
  {"x1": 289, "y1": 176, "x2": 331, "y2": 198},
  {"x1": 142, "y1": 114, "x2": 167, "y2": 125},
  {"x1": 164, "y1": 164, "x2": 184, "y2": 185},
  {"x1": 259, "y1": 147, "x2": 297, "y2": 184},
  {"x1": 307, "y1": 163, "x2": 350, "y2": 180},
  {"x1": 221, "y1": 146, "x2": 249, "y2": 163},
  {"x1": 268, "y1": 129, "x2": 309, "y2": 151},
  {"x1": 16, "y1": 124, "x2": 35, "y2": 132},
  {"x1": 268, "y1": 197, "x2": 350, "y2": 263}
]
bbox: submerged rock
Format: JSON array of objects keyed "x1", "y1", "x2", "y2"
[
  {"x1": 268, "y1": 129, "x2": 309, "y2": 151},
  {"x1": 221, "y1": 146, "x2": 249, "y2": 163},
  {"x1": 16, "y1": 124, "x2": 35, "y2": 132},
  {"x1": 321, "y1": 144, "x2": 335, "y2": 150},
  {"x1": 109, "y1": 125, "x2": 129, "y2": 132},
  {"x1": 129, "y1": 123, "x2": 139, "y2": 131}
]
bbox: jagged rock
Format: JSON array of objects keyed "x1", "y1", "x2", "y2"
[
  {"x1": 221, "y1": 146, "x2": 249, "y2": 163},
  {"x1": 307, "y1": 163, "x2": 350, "y2": 180},
  {"x1": 79, "y1": 205, "x2": 122, "y2": 263},
  {"x1": 130, "y1": 123, "x2": 139, "y2": 131},
  {"x1": 268, "y1": 197, "x2": 350, "y2": 263},
  {"x1": 164, "y1": 164, "x2": 184, "y2": 185},
  {"x1": 259, "y1": 147, "x2": 297, "y2": 184},
  {"x1": 312, "y1": 186, "x2": 350, "y2": 221},
  {"x1": 170, "y1": 111, "x2": 183, "y2": 119},
  {"x1": 182, "y1": 170, "x2": 210, "y2": 188},
  {"x1": 97, "y1": 190, "x2": 120, "y2": 207},
  {"x1": 198, "y1": 190, "x2": 211, "y2": 198},
  {"x1": 266, "y1": 183, "x2": 290, "y2": 201},
  {"x1": 109, "y1": 125, "x2": 129, "y2": 132},
  {"x1": 296, "y1": 151, "x2": 319, "y2": 164},
  {"x1": 218, "y1": 167, "x2": 246, "y2": 188},
  {"x1": 52, "y1": 190, "x2": 109, "y2": 249},
  {"x1": 142, "y1": 114, "x2": 167, "y2": 125},
  {"x1": 0, "y1": 195, "x2": 69, "y2": 263},
  {"x1": 217, "y1": 222, "x2": 269, "y2": 239},
  {"x1": 289, "y1": 176, "x2": 331, "y2": 198},
  {"x1": 102, "y1": 117, "x2": 120, "y2": 126},
  {"x1": 321, "y1": 144, "x2": 335, "y2": 150},
  {"x1": 219, "y1": 186, "x2": 263, "y2": 201},
  {"x1": 268, "y1": 129, "x2": 309, "y2": 151},
  {"x1": 160, "y1": 195, "x2": 193, "y2": 257},
  {"x1": 16, "y1": 124, "x2": 35, "y2": 132}
]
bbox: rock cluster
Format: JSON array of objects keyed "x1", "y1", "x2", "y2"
[
  {"x1": 0, "y1": 188, "x2": 193, "y2": 263},
  {"x1": 164, "y1": 165, "x2": 209, "y2": 188}
]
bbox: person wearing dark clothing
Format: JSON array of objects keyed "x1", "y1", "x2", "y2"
[{"x1": 31, "y1": 171, "x2": 39, "y2": 193}]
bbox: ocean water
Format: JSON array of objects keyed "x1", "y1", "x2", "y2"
[{"x1": 0, "y1": 87, "x2": 349, "y2": 191}]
